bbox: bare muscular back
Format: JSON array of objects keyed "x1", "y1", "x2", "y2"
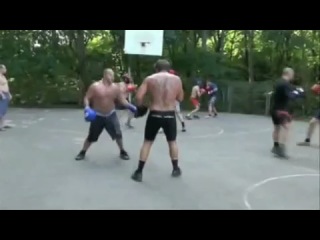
[
  {"x1": 89, "y1": 81, "x2": 120, "y2": 114},
  {"x1": 190, "y1": 85, "x2": 200, "y2": 99},
  {"x1": 0, "y1": 74, "x2": 9, "y2": 93},
  {"x1": 146, "y1": 72, "x2": 183, "y2": 111}
]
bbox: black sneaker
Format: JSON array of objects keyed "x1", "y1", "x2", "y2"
[
  {"x1": 272, "y1": 146, "x2": 288, "y2": 159},
  {"x1": 182, "y1": 128, "x2": 186, "y2": 132},
  {"x1": 131, "y1": 170, "x2": 143, "y2": 182},
  {"x1": 75, "y1": 152, "x2": 86, "y2": 161},
  {"x1": 120, "y1": 150, "x2": 130, "y2": 160},
  {"x1": 185, "y1": 116, "x2": 192, "y2": 120},
  {"x1": 171, "y1": 167, "x2": 182, "y2": 177},
  {"x1": 193, "y1": 115, "x2": 200, "y2": 119}
]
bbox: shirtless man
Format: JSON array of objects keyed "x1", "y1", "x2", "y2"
[
  {"x1": 117, "y1": 74, "x2": 137, "y2": 129},
  {"x1": 0, "y1": 65, "x2": 12, "y2": 131},
  {"x1": 185, "y1": 80, "x2": 205, "y2": 120},
  {"x1": 159, "y1": 69, "x2": 186, "y2": 133},
  {"x1": 75, "y1": 68, "x2": 136, "y2": 161},
  {"x1": 131, "y1": 59, "x2": 184, "y2": 182}
]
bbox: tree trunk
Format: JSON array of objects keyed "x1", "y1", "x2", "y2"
[
  {"x1": 74, "y1": 30, "x2": 87, "y2": 105},
  {"x1": 284, "y1": 31, "x2": 293, "y2": 63},
  {"x1": 247, "y1": 30, "x2": 255, "y2": 83},
  {"x1": 201, "y1": 30, "x2": 208, "y2": 51},
  {"x1": 215, "y1": 30, "x2": 227, "y2": 53}
]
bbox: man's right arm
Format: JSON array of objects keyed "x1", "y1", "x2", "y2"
[
  {"x1": 177, "y1": 77, "x2": 184, "y2": 102},
  {"x1": 84, "y1": 84, "x2": 95, "y2": 108}
]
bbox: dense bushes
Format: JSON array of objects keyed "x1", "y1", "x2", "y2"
[{"x1": 1, "y1": 30, "x2": 319, "y2": 116}]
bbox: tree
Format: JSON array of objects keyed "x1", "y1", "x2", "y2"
[{"x1": 1, "y1": 30, "x2": 317, "y2": 116}]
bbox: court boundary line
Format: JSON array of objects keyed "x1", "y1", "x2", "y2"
[
  {"x1": 243, "y1": 173, "x2": 320, "y2": 210},
  {"x1": 189, "y1": 128, "x2": 225, "y2": 139},
  {"x1": 187, "y1": 127, "x2": 271, "y2": 139},
  {"x1": 46, "y1": 126, "x2": 272, "y2": 139}
]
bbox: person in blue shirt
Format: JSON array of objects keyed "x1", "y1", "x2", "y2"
[{"x1": 205, "y1": 80, "x2": 218, "y2": 118}]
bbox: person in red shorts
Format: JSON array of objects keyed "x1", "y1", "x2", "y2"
[{"x1": 186, "y1": 80, "x2": 205, "y2": 120}]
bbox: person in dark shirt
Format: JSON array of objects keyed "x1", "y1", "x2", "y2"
[
  {"x1": 205, "y1": 80, "x2": 218, "y2": 118},
  {"x1": 297, "y1": 82, "x2": 320, "y2": 147},
  {"x1": 270, "y1": 67, "x2": 305, "y2": 158}
]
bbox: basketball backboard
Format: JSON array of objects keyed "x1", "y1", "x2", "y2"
[{"x1": 124, "y1": 30, "x2": 164, "y2": 56}]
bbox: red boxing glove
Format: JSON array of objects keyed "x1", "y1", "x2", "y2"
[
  {"x1": 169, "y1": 69, "x2": 177, "y2": 75},
  {"x1": 127, "y1": 84, "x2": 137, "y2": 92},
  {"x1": 200, "y1": 88, "x2": 206, "y2": 94},
  {"x1": 311, "y1": 84, "x2": 320, "y2": 95}
]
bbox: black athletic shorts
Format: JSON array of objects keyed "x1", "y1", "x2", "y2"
[
  {"x1": 144, "y1": 110, "x2": 177, "y2": 142},
  {"x1": 271, "y1": 110, "x2": 292, "y2": 126},
  {"x1": 87, "y1": 111, "x2": 122, "y2": 142}
]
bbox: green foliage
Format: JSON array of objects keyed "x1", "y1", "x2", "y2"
[{"x1": 0, "y1": 30, "x2": 319, "y2": 116}]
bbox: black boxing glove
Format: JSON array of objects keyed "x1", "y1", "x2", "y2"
[{"x1": 134, "y1": 105, "x2": 149, "y2": 118}]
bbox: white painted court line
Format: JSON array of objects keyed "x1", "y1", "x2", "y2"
[
  {"x1": 243, "y1": 173, "x2": 320, "y2": 210},
  {"x1": 33, "y1": 143, "x2": 52, "y2": 150},
  {"x1": 190, "y1": 128, "x2": 225, "y2": 139},
  {"x1": 179, "y1": 127, "x2": 271, "y2": 140},
  {"x1": 60, "y1": 118, "x2": 71, "y2": 121},
  {"x1": 228, "y1": 128, "x2": 272, "y2": 136}
]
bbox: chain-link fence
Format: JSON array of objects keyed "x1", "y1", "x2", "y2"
[
  {"x1": 180, "y1": 81, "x2": 274, "y2": 115},
  {"x1": 181, "y1": 80, "x2": 318, "y2": 118}
]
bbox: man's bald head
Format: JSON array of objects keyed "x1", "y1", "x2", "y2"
[
  {"x1": 154, "y1": 59, "x2": 171, "y2": 72},
  {"x1": 103, "y1": 68, "x2": 114, "y2": 83},
  {"x1": 0, "y1": 64, "x2": 7, "y2": 74},
  {"x1": 282, "y1": 67, "x2": 294, "y2": 81}
]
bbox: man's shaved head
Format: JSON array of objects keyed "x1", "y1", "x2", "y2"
[
  {"x1": 104, "y1": 68, "x2": 114, "y2": 75},
  {"x1": 282, "y1": 67, "x2": 294, "y2": 81},
  {"x1": 103, "y1": 68, "x2": 114, "y2": 84},
  {"x1": 154, "y1": 59, "x2": 171, "y2": 72},
  {"x1": 283, "y1": 67, "x2": 294, "y2": 75}
]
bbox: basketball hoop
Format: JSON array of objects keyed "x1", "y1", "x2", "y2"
[
  {"x1": 124, "y1": 30, "x2": 164, "y2": 56},
  {"x1": 140, "y1": 42, "x2": 150, "y2": 47}
]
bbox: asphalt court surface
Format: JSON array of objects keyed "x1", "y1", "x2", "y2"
[{"x1": 0, "y1": 108, "x2": 319, "y2": 210}]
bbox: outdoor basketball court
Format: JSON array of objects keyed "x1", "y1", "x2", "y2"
[{"x1": 0, "y1": 108, "x2": 319, "y2": 210}]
